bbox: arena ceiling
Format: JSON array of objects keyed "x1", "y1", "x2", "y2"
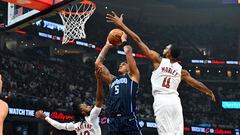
[{"x1": 95, "y1": 0, "x2": 240, "y2": 27}]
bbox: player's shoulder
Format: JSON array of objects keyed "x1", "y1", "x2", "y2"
[
  {"x1": 174, "y1": 62, "x2": 182, "y2": 69},
  {"x1": 92, "y1": 106, "x2": 102, "y2": 110},
  {"x1": 0, "y1": 100, "x2": 8, "y2": 109},
  {"x1": 161, "y1": 58, "x2": 168, "y2": 61},
  {"x1": 90, "y1": 106, "x2": 102, "y2": 114}
]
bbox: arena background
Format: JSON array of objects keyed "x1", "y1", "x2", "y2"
[{"x1": 0, "y1": 0, "x2": 240, "y2": 134}]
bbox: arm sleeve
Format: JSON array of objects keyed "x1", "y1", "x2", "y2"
[
  {"x1": 45, "y1": 117, "x2": 75, "y2": 131},
  {"x1": 89, "y1": 106, "x2": 101, "y2": 120}
]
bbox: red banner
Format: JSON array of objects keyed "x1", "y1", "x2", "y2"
[
  {"x1": 50, "y1": 112, "x2": 73, "y2": 121},
  {"x1": 2, "y1": 0, "x2": 53, "y2": 11}
]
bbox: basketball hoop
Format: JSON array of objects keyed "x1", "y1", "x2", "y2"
[{"x1": 59, "y1": 0, "x2": 96, "y2": 44}]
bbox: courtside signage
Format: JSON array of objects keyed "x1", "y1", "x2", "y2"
[
  {"x1": 9, "y1": 108, "x2": 50, "y2": 117},
  {"x1": 222, "y1": 101, "x2": 240, "y2": 109}
]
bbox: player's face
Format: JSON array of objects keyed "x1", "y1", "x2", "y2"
[
  {"x1": 118, "y1": 62, "x2": 129, "y2": 74},
  {"x1": 163, "y1": 45, "x2": 172, "y2": 58},
  {"x1": 79, "y1": 103, "x2": 92, "y2": 115}
]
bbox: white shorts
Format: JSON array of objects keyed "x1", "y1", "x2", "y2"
[{"x1": 153, "y1": 94, "x2": 184, "y2": 135}]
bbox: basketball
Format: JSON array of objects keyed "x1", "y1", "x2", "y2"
[
  {"x1": 1, "y1": 0, "x2": 238, "y2": 134},
  {"x1": 107, "y1": 29, "x2": 126, "y2": 46}
]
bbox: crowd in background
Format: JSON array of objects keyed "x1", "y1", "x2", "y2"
[
  {"x1": 0, "y1": 50, "x2": 96, "y2": 112},
  {"x1": 1, "y1": 13, "x2": 239, "y2": 129},
  {"x1": 0, "y1": 49, "x2": 239, "y2": 129}
]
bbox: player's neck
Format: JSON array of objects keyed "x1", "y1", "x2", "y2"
[{"x1": 120, "y1": 73, "x2": 127, "y2": 76}]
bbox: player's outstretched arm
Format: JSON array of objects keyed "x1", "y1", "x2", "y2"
[
  {"x1": 106, "y1": 11, "x2": 161, "y2": 64},
  {"x1": 95, "y1": 68, "x2": 104, "y2": 108},
  {"x1": 35, "y1": 110, "x2": 75, "y2": 131},
  {"x1": 124, "y1": 45, "x2": 140, "y2": 83},
  {"x1": 181, "y1": 69, "x2": 216, "y2": 102}
]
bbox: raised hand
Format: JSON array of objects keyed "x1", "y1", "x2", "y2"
[
  {"x1": 106, "y1": 39, "x2": 115, "y2": 48},
  {"x1": 35, "y1": 110, "x2": 47, "y2": 120},
  {"x1": 124, "y1": 45, "x2": 132, "y2": 54},
  {"x1": 106, "y1": 11, "x2": 124, "y2": 27}
]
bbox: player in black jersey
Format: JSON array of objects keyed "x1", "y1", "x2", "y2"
[
  {"x1": 0, "y1": 75, "x2": 8, "y2": 135},
  {"x1": 95, "y1": 36, "x2": 142, "y2": 135}
]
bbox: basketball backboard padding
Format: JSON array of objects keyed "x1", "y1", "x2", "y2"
[{"x1": 4, "y1": 0, "x2": 82, "y2": 32}]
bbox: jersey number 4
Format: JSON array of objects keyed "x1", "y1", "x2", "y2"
[{"x1": 162, "y1": 77, "x2": 171, "y2": 88}]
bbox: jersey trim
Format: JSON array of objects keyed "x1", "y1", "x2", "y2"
[{"x1": 130, "y1": 80, "x2": 133, "y2": 112}]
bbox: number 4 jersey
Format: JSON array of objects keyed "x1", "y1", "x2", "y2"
[{"x1": 151, "y1": 58, "x2": 182, "y2": 96}]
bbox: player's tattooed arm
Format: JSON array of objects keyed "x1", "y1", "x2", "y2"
[
  {"x1": 106, "y1": 11, "x2": 161, "y2": 64},
  {"x1": 124, "y1": 45, "x2": 140, "y2": 83},
  {"x1": 181, "y1": 69, "x2": 216, "y2": 102},
  {"x1": 95, "y1": 40, "x2": 114, "y2": 63},
  {"x1": 95, "y1": 62, "x2": 115, "y2": 86},
  {"x1": 95, "y1": 68, "x2": 104, "y2": 108}
]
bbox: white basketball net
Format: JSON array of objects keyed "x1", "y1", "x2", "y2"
[{"x1": 59, "y1": 1, "x2": 96, "y2": 44}]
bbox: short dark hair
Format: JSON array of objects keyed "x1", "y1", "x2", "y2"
[
  {"x1": 169, "y1": 44, "x2": 181, "y2": 59},
  {"x1": 72, "y1": 102, "x2": 85, "y2": 123},
  {"x1": 121, "y1": 61, "x2": 127, "y2": 64}
]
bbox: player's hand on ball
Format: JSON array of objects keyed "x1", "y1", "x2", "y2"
[
  {"x1": 106, "y1": 11, "x2": 124, "y2": 27},
  {"x1": 124, "y1": 45, "x2": 132, "y2": 54},
  {"x1": 106, "y1": 40, "x2": 115, "y2": 48},
  {"x1": 35, "y1": 110, "x2": 47, "y2": 119}
]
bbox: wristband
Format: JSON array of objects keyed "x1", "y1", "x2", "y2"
[{"x1": 122, "y1": 41, "x2": 130, "y2": 46}]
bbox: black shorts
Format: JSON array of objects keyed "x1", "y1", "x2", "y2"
[{"x1": 107, "y1": 115, "x2": 142, "y2": 135}]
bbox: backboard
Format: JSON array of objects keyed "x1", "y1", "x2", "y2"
[{"x1": 2, "y1": 0, "x2": 83, "y2": 31}]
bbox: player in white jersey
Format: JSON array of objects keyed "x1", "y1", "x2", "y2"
[
  {"x1": 0, "y1": 75, "x2": 8, "y2": 135},
  {"x1": 35, "y1": 69, "x2": 103, "y2": 135},
  {"x1": 106, "y1": 12, "x2": 216, "y2": 135}
]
